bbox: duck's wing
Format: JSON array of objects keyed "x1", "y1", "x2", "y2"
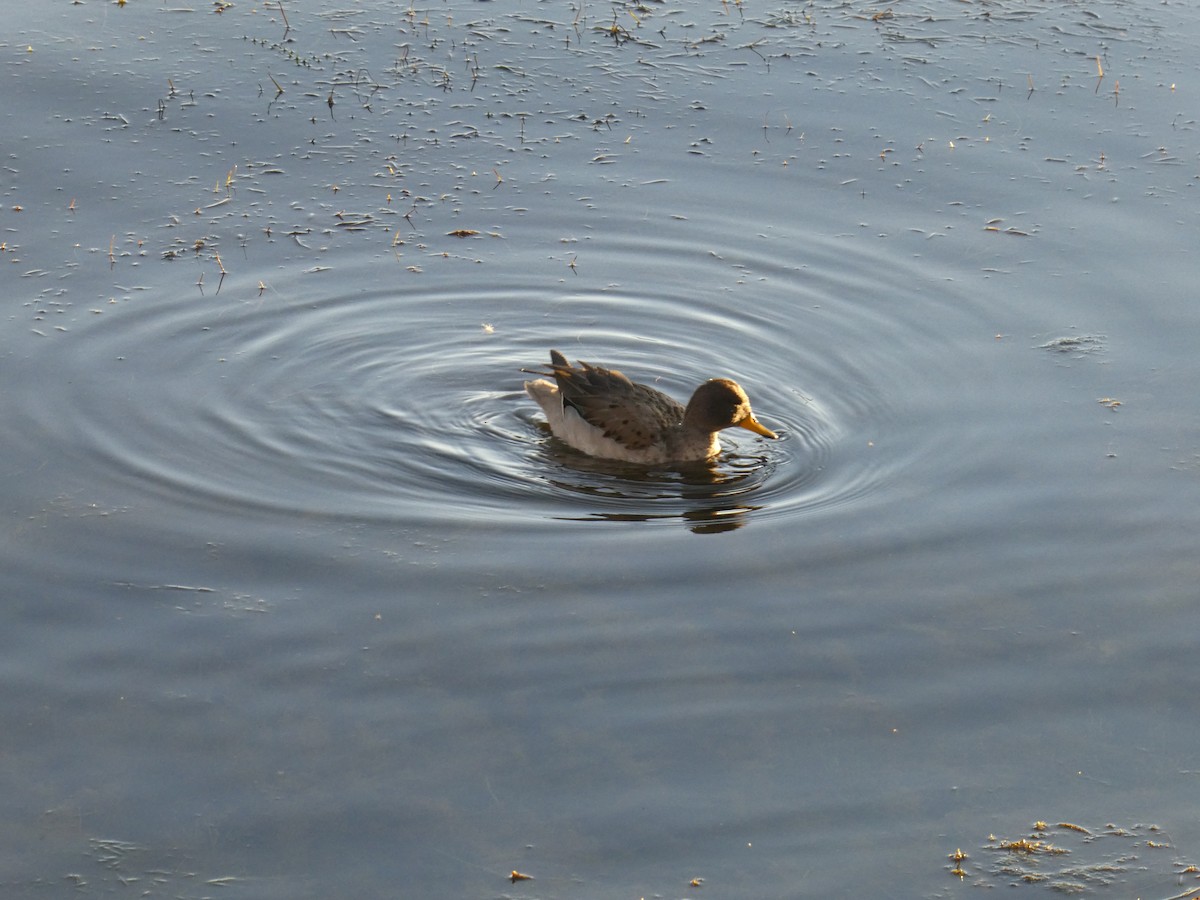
[{"x1": 554, "y1": 358, "x2": 685, "y2": 451}]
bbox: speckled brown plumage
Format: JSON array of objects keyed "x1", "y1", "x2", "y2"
[{"x1": 522, "y1": 349, "x2": 777, "y2": 464}]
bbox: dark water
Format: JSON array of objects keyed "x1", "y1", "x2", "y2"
[{"x1": 3, "y1": 1, "x2": 1200, "y2": 897}]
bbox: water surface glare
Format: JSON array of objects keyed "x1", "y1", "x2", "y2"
[{"x1": 3, "y1": 1, "x2": 1200, "y2": 897}]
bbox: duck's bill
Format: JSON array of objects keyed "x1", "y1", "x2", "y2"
[{"x1": 738, "y1": 416, "x2": 778, "y2": 439}]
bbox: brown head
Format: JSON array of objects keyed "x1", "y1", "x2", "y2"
[{"x1": 682, "y1": 378, "x2": 777, "y2": 438}]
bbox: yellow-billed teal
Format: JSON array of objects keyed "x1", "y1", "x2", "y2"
[{"x1": 523, "y1": 349, "x2": 777, "y2": 464}]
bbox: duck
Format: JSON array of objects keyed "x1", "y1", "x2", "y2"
[{"x1": 523, "y1": 349, "x2": 777, "y2": 464}]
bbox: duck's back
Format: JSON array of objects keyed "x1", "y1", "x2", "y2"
[
  {"x1": 524, "y1": 353, "x2": 703, "y2": 463},
  {"x1": 557, "y1": 366, "x2": 684, "y2": 451}
]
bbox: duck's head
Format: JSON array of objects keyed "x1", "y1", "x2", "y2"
[{"x1": 684, "y1": 378, "x2": 777, "y2": 438}]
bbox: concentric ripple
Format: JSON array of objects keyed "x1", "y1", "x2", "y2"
[{"x1": 10, "y1": 214, "x2": 979, "y2": 533}]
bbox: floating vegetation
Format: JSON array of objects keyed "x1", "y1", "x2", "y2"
[
  {"x1": 983, "y1": 217, "x2": 1034, "y2": 237},
  {"x1": 1038, "y1": 334, "x2": 1107, "y2": 356},
  {"x1": 946, "y1": 821, "x2": 1200, "y2": 896}
]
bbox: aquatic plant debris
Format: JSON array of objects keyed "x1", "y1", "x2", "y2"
[
  {"x1": 1038, "y1": 334, "x2": 1107, "y2": 356},
  {"x1": 946, "y1": 821, "x2": 1200, "y2": 895}
]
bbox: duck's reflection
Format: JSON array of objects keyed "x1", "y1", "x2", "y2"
[{"x1": 541, "y1": 446, "x2": 776, "y2": 533}]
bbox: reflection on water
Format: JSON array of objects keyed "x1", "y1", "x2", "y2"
[
  {"x1": 4, "y1": 0, "x2": 1200, "y2": 897},
  {"x1": 534, "y1": 435, "x2": 777, "y2": 532}
]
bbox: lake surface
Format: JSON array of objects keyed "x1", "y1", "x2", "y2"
[{"x1": 3, "y1": 1, "x2": 1200, "y2": 897}]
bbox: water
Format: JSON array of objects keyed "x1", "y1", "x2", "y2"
[{"x1": 3, "y1": 1, "x2": 1200, "y2": 897}]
